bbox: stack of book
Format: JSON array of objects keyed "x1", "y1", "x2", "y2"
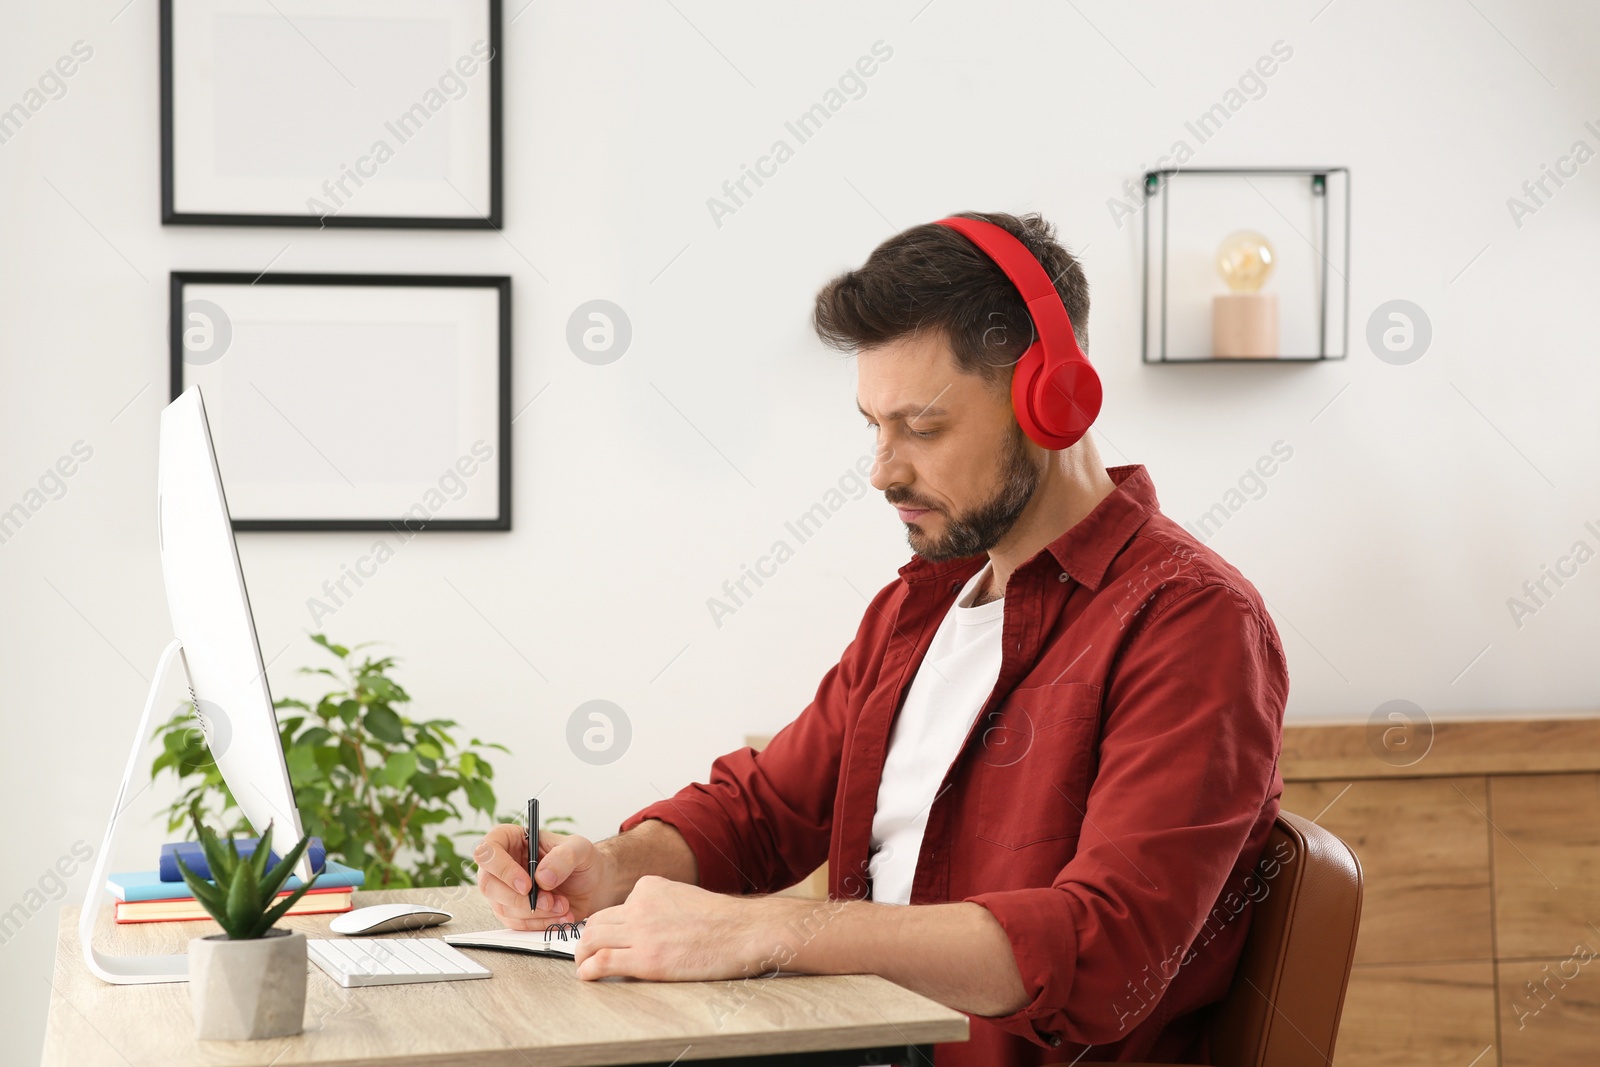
[{"x1": 107, "y1": 836, "x2": 364, "y2": 924}]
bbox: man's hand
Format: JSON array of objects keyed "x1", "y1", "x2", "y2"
[
  {"x1": 473, "y1": 825, "x2": 618, "y2": 930},
  {"x1": 573, "y1": 875, "x2": 781, "y2": 982},
  {"x1": 473, "y1": 822, "x2": 1027, "y2": 1017},
  {"x1": 571, "y1": 876, "x2": 1031, "y2": 1019}
]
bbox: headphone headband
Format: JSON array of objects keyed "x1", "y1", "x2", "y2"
[{"x1": 932, "y1": 215, "x2": 1102, "y2": 449}]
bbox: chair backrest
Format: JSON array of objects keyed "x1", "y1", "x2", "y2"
[{"x1": 1209, "y1": 811, "x2": 1364, "y2": 1067}]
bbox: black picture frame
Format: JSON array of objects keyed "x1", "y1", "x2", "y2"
[
  {"x1": 160, "y1": 0, "x2": 503, "y2": 229},
  {"x1": 170, "y1": 271, "x2": 512, "y2": 532}
]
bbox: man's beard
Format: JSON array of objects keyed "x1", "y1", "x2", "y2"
[{"x1": 888, "y1": 424, "x2": 1041, "y2": 562}]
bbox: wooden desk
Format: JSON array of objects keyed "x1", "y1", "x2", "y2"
[{"x1": 43, "y1": 886, "x2": 967, "y2": 1067}]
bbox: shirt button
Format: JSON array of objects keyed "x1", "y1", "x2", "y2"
[
  {"x1": 1057, "y1": 572, "x2": 1070, "y2": 583},
  {"x1": 1048, "y1": 1035, "x2": 1062, "y2": 1047}
]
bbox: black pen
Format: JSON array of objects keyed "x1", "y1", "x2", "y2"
[{"x1": 525, "y1": 797, "x2": 539, "y2": 910}]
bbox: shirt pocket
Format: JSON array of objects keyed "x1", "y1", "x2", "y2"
[{"x1": 975, "y1": 682, "x2": 1102, "y2": 850}]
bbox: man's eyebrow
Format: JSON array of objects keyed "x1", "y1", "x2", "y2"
[{"x1": 856, "y1": 399, "x2": 948, "y2": 423}]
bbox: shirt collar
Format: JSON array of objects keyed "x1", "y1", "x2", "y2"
[{"x1": 898, "y1": 464, "x2": 1160, "y2": 592}]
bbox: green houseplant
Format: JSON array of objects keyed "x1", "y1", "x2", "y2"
[
  {"x1": 177, "y1": 815, "x2": 318, "y2": 1040},
  {"x1": 151, "y1": 633, "x2": 517, "y2": 889}
]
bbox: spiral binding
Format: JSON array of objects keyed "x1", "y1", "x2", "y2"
[{"x1": 545, "y1": 920, "x2": 585, "y2": 943}]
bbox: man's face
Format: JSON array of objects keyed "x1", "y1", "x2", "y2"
[{"x1": 856, "y1": 333, "x2": 1041, "y2": 561}]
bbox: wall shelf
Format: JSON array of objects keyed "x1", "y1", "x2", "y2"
[{"x1": 1141, "y1": 166, "x2": 1351, "y2": 364}]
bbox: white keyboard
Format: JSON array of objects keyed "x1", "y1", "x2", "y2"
[{"x1": 307, "y1": 937, "x2": 491, "y2": 987}]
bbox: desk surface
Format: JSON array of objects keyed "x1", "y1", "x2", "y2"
[{"x1": 44, "y1": 885, "x2": 967, "y2": 1067}]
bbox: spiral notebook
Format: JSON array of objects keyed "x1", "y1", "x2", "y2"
[{"x1": 443, "y1": 921, "x2": 586, "y2": 960}]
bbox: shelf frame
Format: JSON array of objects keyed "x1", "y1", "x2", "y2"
[{"x1": 1140, "y1": 166, "x2": 1351, "y2": 365}]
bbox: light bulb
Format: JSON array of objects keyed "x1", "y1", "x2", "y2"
[{"x1": 1216, "y1": 231, "x2": 1275, "y2": 294}]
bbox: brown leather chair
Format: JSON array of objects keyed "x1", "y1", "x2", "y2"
[{"x1": 1054, "y1": 811, "x2": 1364, "y2": 1067}]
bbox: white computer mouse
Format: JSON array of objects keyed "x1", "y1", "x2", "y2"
[{"x1": 329, "y1": 903, "x2": 453, "y2": 936}]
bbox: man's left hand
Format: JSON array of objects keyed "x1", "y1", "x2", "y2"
[{"x1": 572, "y1": 874, "x2": 801, "y2": 982}]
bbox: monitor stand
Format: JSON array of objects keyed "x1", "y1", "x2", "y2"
[{"x1": 79, "y1": 639, "x2": 193, "y2": 984}]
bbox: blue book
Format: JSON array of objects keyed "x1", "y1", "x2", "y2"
[
  {"x1": 108, "y1": 858, "x2": 363, "y2": 903},
  {"x1": 159, "y1": 837, "x2": 326, "y2": 882}
]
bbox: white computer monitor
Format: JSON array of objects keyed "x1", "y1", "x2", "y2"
[
  {"x1": 157, "y1": 387, "x2": 308, "y2": 871},
  {"x1": 81, "y1": 386, "x2": 310, "y2": 984}
]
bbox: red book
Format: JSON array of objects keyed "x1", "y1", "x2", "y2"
[{"x1": 114, "y1": 885, "x2": 353, "y2": 924}]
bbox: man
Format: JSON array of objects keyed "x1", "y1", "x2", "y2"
[{"x1": 474, "y1": 211, "x2": 1288, "y2": 1064}]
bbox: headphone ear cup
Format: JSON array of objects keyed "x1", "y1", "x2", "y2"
[
  {"x1": 1013, "y1": 350, "x2": 1102, "y2": 450},
  {"x1": 1039, "y1": 358, "x2": 1102, "y2": 440},
  {"x1": 1009, "y1": 341, "x2": 1051, "y2": 447}
]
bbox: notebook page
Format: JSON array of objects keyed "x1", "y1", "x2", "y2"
[{"x1": 442, "y1": 926, "x2": 583, "y2": 959}]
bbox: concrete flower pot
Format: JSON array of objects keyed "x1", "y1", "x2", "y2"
[{"x1": 188, "y1": 928, "x2": 307, "y2": 1040}]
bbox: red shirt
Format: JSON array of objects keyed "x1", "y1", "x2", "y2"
[{"x1": 621, "y1": 464, "x2": 1288, "y2": 1064}]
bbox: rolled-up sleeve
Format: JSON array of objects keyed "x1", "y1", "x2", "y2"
[
  {"x1": 619, "y1": 582, "x2": 894, "y2": 896},
  {"x1": 964, "y1": 581, "x2": 1287, "y2": 1047}
]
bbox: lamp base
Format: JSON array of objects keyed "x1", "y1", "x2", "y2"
[{"x1": 1212, "y1": 293, "x2": 1279, "y2": 358}]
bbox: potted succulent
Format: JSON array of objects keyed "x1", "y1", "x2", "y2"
[{"x1": 174, "y1": 815, "x2": 319, "y2": 1040}]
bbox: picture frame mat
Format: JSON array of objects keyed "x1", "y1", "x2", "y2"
[
  {"x1": 176, "y1": 277, "x2": 505, "y2": 526},
  {"x1": 166, "y1": 0, "x2": 496, "y2": 223}
]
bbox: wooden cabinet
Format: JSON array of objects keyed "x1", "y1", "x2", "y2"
[
  {"x1": 1498, "y1": 954, "x2": 1600, "y2": 1067},
  {"x1": 1283, "y1": 777, "x2": 1492, "y2": 965},
  {"x1": 1489, "y1": 773, "x2": 1600, "y2": 958},
  {"x1": 1333, "y1": 962, "x2": 1497, "y2": 1067},
  {"x1": 1280, "y1": 719, "x2": 1600, "y2": 1067}
]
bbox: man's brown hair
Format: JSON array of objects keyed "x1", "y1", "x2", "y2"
[{"x1": 811, "y1": 210, "x2": 1089, "y2": 386}]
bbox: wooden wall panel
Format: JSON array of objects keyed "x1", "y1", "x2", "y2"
[
  {"x1": 1334, "y1": 963, "x2": 1498, "y2": 1067},
  {"x1": 1283, "y1": 778, "x2": 1493, "y2": 965},
  {"x1": 1498, "y1": 955, "x2": 1600, "y2": 1067},
  {"x1": 1282, "y1": 718, "x2": 1600, "y2": 781},
  {"x1": 1488, "y1": 773, "x2": 1600, "y2": 959}
]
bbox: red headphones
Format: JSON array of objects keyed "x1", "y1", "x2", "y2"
[{"x1": 934, "y1": 216, "x2": 1102, "y2": 450}]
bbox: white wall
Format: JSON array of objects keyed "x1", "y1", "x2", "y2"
[{"x1": 3, "y1": 0, "x2": 1598, "y2": 1058}]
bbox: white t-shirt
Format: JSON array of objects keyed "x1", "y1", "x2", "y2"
[{"x1": 868, "y1": 562, "x2": 1005, "y2": 905}]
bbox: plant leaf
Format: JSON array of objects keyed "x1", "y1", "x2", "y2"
[
  {"x1": 250, "y1": 821, "x2": 275, "y2": 887},
  {"x1": 464, "y1": 778, "x2": 494, "y2": 815},
  {"x1": 172, "y1": 853, "x2": 229, "y2": 923},
  {"x1": 258, "y1": 828, "x2": 317, "y2": 902},
  {"x1": 378, "y1": 750, "x2": 418, "y2": 788},
  {"x1": 364, "y1": 705, "x2": 405, "y2": 744},
  {"x1": 310, "y1": 633, "x2": 350, "y2": 658},
  {"x1": 296, "y1": 726, "x2": 333, "y2": 749},
  {"x1": 285, "y1": 745, "x2": 319, "y2": 783},
  {"x1": 255, "y1": 875, "x2": 317, "y2": 935},
  {"x1": 224, "y1": 845, "x2": 262, "y2": 938},
  {"x1": 194, "y1": 817, "x2": 233, "y2": 882}
]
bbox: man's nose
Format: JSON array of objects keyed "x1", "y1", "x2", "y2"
[{"x1": 869, "y1": 441, "x2": 905, "y2": 492}]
